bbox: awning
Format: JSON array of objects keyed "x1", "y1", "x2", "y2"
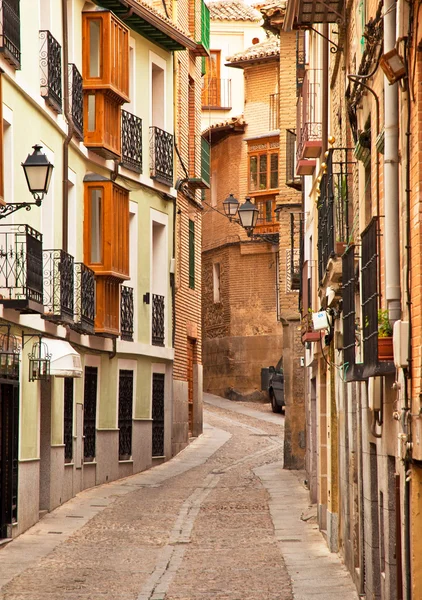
[{"x1": 43, "y1": 339, "x2": 83, "y2": 378}]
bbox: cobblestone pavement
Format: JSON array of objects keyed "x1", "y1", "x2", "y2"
[{"x1": 0, "y1": 395, "x2": 358, "y2": 600}]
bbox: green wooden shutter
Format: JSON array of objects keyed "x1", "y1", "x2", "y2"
[
  {"x1": 189, "y1": 220, "x2": 195, "y2": 289},
  {"x1": 201, "y1": 138, "x2": 210, "y2": 186},
  {"x1": 201, "y1": 0, "x2": 210, "y2": 51}
]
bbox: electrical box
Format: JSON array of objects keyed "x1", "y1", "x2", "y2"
[
  {"x1": 368, "y1": 376, "x2": 382, "y2": 411},
  {"x1": 312, "y1": 310, "x2": 329, "y2": 331},
  {"x1": 393, "y1": 320, "x2": 409, "y2": 368}
]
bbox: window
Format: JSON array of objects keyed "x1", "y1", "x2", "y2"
[
  {"x1": 89, "y1": 19, "x2": 102, "y2": 78},
  {"x1": 248, "y1": 139, "x2": 279, "y2": 192},
  {"x1": 83, "y1": 366, "x2": 98, "y2": 462},
  {"x1": 202, "y1": 50, "x2": 221, "y2": 107},
  {"x1": 64, "y1": 378, "x2": 74, "y2": 463},
  {"x1": 118, "y1": 370, "x2": 133, "y2": 460},
  {"x1": 189, "y1": 219, "x2": 195, "y2": 289},
  {"x1": 90, "y1": 188, "x2": 102, "y2": 264},
  {"x1": 151, "y1": 60, "x2": 165, "y2": 130},
  {"x1": 213, "y1": 263, "x2": 220, "y2": 303},
  {"x1": 255, "y1": 196, "x2": 278, "y2": 228}
]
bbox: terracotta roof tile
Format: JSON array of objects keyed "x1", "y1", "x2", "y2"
[
  {"x1": 207, "y1": 0, "x2": 262, "y2": 22},
  {"x1": 226, "y1": 35, "x2": 280, "y2": 64},
  {"x1": 133, "y1": 0, "x2": 194, "y2": 38}
]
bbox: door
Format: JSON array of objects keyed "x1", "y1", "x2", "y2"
[
  {"x1": 202, "y1": 50, "x2": 221, "y2": 107},
  {"x1": 187, "y1": 339, "x2": 196, "y2": 435},
  {"x1": 0, "y1": 383, "x2": 19, "y2": 539}
]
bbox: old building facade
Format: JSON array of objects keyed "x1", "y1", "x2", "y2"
[
  {"x1": 279, "y1": 0, "x2": 422, "y2": 595},
  {"x1": 0, "y1": 0, "x2": 206, "y2": 541}
]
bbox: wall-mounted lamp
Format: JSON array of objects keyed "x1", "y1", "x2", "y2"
[
  {"x1": 0, "y1": 145, "x2": 54, "y2": 219},
  {"x1": 28, "y1": 336, "x2": 51, "y2": 382},
  {"x1": 222, "y1": 193, "x2": 276, "y2": 242},
  {"x1": 379, "y1": 48, "x2": 406, "y2": 84}
]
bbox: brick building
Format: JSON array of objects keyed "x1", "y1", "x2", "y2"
[{"x1": 202, "y1": 2, "x2": 302, "y2": 424}]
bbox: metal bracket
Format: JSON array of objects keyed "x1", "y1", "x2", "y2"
[
  {"x1": 309, "y1": 26, "x2": 341, "y2": 54},
  {"x1": 0, "y1": 198, "x2": 42, "y2": 220}
]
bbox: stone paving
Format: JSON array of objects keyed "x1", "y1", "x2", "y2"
[{"x1": 0, "y1": 394, "x2": 358, "y2": 600}]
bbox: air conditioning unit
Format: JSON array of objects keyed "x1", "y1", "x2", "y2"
[
  {"x1": 368, "y1": 376, "x2": 382, "y2": 411},
  {"x1": 393, "y1": 320, "x2": 409, "y2": 368}
]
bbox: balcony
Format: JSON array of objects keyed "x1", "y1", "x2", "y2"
[
  {"x1": 120, "y1": 285, "x2": 134, "y2": 341},
  {"x1": 285, "y1": 129, "x2": 302, "y2": 190},
  {"x1": 202, "y1": 78, "x2": 232, "y2": 110},
  {"x1": 121, "y1": 110, "x2": 142, "y2": 173},
  {"x1": 0, "y1": 0, "x2": 20, "y2": 68},
  {"x1": 269, "y1": 93, "x2": 279, "y2": 131},
  {"x1": 150, "y1": 127, "x2": 173, "y2": 187},
  {"x1": 289, "y1": 212, "x2": 303, "y2": 292},
  {"x1": 39, "y1": 30, "x2": 62, "y2": 113},
  {"x1": 342, "y1": 246, "x2": 365, "y2": 381},
  {"x1": 72, "y1": 262, "x2": 95, "y2": 334},
  {"x1": 295, "y1": 0, "x2": 345, "y2": 26},
  {"x1": 255, "y1": 197, "x2": 280, "y2": 235},
  {"x1": 317, "y1": 148, "x2": 353, "y2": 283},
  {"x1": 296, "y1": 69, "x2": 322, "y2": 170},
  {"x1": 152, "y1": 293, "x2": 165, "y2": 346},
  {"x1": 0, "y1": 225, "x2": 43, "y2": 313},
  {"x1": 84, "y1": 91, "x2": 121, "y2": 160},
  {"x1": 296, "y1": 31, "x2": 306, "y2": 97},
  {"x1": 69, "y1": 63, "x2": 83, "y2": 140},
  {"x1": 43, "y1": 249, "x2": 74, "y2": 325}
]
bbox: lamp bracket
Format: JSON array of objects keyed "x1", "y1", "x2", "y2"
[
  {"x1": 248, "y1": 232, "x2": 280, "y2": 244},
  {"x1": 0, "y1": 198, "x2": 43, "y2": 220},
  {"x1": 308, "y1": 26, "x2": 341, "y2": 54}
]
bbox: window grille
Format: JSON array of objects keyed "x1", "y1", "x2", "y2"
[
  {"x1": 118, "y1": 370, "x2": 133, "y2": 460},
  {"x1": 83, "y1": 366, "x2": 97, "y2": 462},
  {"x1": 152, "y1": 373, "x2": 165, "y2": 457},
  {"x1": 361, "y1": 218, "x2": 378, "y2": 370},
  {"x1": 189, "y1": 220, "x2": 195, "y2": 289},
  {"x1": 64, "y1": 378, "x2": 73, "y2": 462}
]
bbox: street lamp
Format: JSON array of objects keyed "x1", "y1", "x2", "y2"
[
  {"x1": 238, "y1": 196, "x2": 259, "y2": 234},
  {"x1": 21, "y1": 145, "x2": 54, "y2": 203},
  {"x1": 0, "y1": 144, "x2": 54, "y2": 219},
  {"x1": 223, "y1": 193, "x2": 240, "y2": 220}
]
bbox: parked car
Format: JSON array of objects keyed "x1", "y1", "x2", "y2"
[{"x1": 268, "y1": 358, "x2": 285, "y2": 413}]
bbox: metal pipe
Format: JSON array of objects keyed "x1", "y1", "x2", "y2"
[
  {"x1": 322, "y1": 24, "x2": 329, "y2": 155},
  {"x1": 62, "y1": 0, "x2": 74, "y2": 253},
  {"x1": 383, "y1": 0, "x2": 401, "y2": 322}
]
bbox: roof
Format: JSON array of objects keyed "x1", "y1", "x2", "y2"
[
  {"x1": 94, "y1": 0, "x2": 201, "y2": 52},
  {"x1": 226, "y1": 35, "x2": 280, "y2": 67},
  {"x1": 207, "y1": 0, "x2": 262, "y2": 22},
  {"x1": 257, "y1": 1, "x2": 287, "y2": 32},
  {"x1": 202, "y1": 116, "x2": 247, "y2": 144}
]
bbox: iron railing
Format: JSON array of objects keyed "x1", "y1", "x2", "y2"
[
  {"x1": 342, "y1": 245, "x2": 362, "y2": 380},
  {"x1": 0, "y1": 0, "x2": 20, "y2": 68},
  {"x1": 152, "y1": 293, "x2": 165, "y2": 346},
  {"x1": 64, "y1": 378, "x2": 73, "y2": 462},
  {"x1": 269, "y1": 93, "x2": 279, "y2": 131},
  {"x1": 43, "y1": 249, "x2": 74, "y2": 324},
  {"x1": 296, "y1": 69, "x2": 322, "y2": 160},
  {"x1": 69, "y1": 63, "x2": 83, "y2": 140},
  {"x1": 83, "y1": 366, "x2": 97, "y2": 462},
  {"x1": 289, "y1": 212, "x2": 303, "y2": 291},
  {"x1": 152, "y1": 372, "x2": 165, "y2": 457},
  {"x1": 0, "y1": 225, "x2": 43, "y2": 312},
  {"x1": 285, "y1": 129, "x2": 301, "y2": 190},
  {"x1": 317, "y1": 148, "x2": 353, "y2": 282},
  {"x1": 120, "y1": 285, "x2": 134, "y2": 341},
  {"x1": 118, "y1": 369, "x2": 133, "y2": 460},
  {"x1": 121, "y1": 109, "x2": 142, "y2": 173},
  {"x1": 296, "y1": 30, "x2": 306, "y2": 96},
  {"x1": 73, "y1": 262, "x2": 95, "y2": 334},
  {"x1": 202, "y1": 78, "x2": 232, "y2": 109},
  {"x1": 150, "y1": 126, "x2": 173, "y2": 186},
  {"x1": 39, "y1": 30, "x2": 62, "y2": 113},
  {"x1": 361, "y1": 218, "x2": 378, "y2": 369}
]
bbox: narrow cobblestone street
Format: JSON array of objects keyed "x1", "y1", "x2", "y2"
[{"x1": 0, "y1": 396, "x2": 358, "y2": 600}]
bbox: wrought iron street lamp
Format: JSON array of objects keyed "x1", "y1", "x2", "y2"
[
  {"x1": 223, "y1": 193, "x2": 240, "y2": 220},
  {"x1": 222, "y1": 193, "x2": 277, "y2": 243},
  {"x1": 238, "y1": 196, "x2": 259, "y2": 234},
  {"x1": 0, "y1": 144, "x2": 54, "y2": 219}
]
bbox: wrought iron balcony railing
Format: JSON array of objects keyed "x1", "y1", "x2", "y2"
[
  {"x1": 202, "y1": 78, "x2": 232, "y2": 109},
  {"x1": 150, "y1": 126, "x2": 173, "y2": 187},
  {"x1": 289, "y1": 212, "x2": 303, "y2": 291},
  {"x1": 285, "y1": 129, "x2": 301, "y2": 190},
  {"x1": 317, "y1": 148, "x2": 353, "y2": 281},
  {"x1": 152, "y1": 293, "x2": 165, "y2": 346},
  {"x1": 39, "y1": 30, "x2": 62, "y2": 113},
  {"x1": 269, "y1": 93, "x2": 279, "y2": 131},
  {"x1": 121, "y1": 110, "x2": 142, "y2": 173},
  {"x1": 296, "y1": 69, "x2": 322, "y2": 161},
  {"x1": 0, "y1": 225, "x2": 43, "y2": 313},
  {"x1": 361, "y1": 218, "x2": 379, "y2": 374},
  {"x1": 73, "y1": 262, "x2": 95, "y2": 334},
  {"x1": 296, "y1": 30, "x2": 306, "y2": 96},
  {"x1": 43, "y1": 249, "x2": 74, "y2": 324},
  {"x1": 120, "y1": 285, "x2": 134, "y2": 341},
  {"x1": 0, "y1": 0, "x2": 20, "y2": 69},
  {"x1": 69, "y1": 63, "x2": 83, "y2": 140}
]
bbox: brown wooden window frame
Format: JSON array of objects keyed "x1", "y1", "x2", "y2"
[{"x1": 248, "y1": 139, "x2": 279, "y2": 193}]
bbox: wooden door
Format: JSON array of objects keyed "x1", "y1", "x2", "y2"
[
  {"x1": 187, "y1": 339, "x2": 196, "y2": 435},
  {"x1": 202, "y1": 51, "x2": 220, "y2": 107}
]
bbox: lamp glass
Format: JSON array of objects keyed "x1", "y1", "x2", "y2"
[
  {"x1": 22, "y1": 145, "x2": 54, "y2": 195},
  {"x1": 223, "y1": 193, "x2": 239, "y2": 217},
  {"x1": 238, "y1": 197, "x2": 259, "y2": 230}
]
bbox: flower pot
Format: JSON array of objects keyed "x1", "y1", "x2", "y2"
[{"x1": 378, "y1": 336, "x2": 394, "y2": 361}]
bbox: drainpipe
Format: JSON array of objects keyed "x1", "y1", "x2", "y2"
[
  {"x1": 383, "y1": 0, "x2": 401, "y2": 322},
  {"x1": 321, "y1": 24, "x2": 329, "y2": 156},
  {"x1": 62, "y1": 0, "x2": 74, "y2": 253}
]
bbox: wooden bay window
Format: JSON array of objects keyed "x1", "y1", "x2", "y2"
[{"x1": 248, "y1": 138, "x2": 279, "y2": 192}]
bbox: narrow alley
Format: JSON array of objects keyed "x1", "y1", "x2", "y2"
[{"x1": 0, "y1": 396, "x2": 357, "y2": 600}]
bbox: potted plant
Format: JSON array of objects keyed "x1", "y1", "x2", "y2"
[{"x1": 377, "y1": 309, "x2": 394, "y2": 361}]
